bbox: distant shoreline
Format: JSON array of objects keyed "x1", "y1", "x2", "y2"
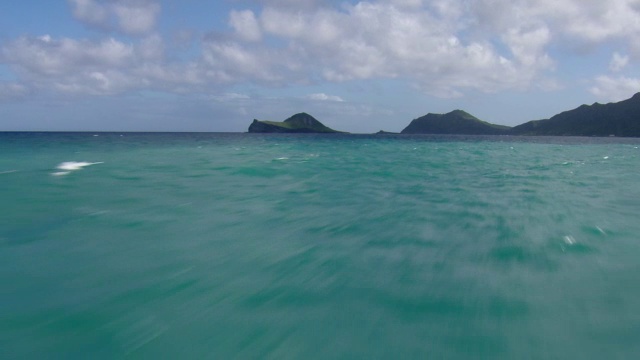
[{"x1": 3, "y1": 132, "x2": 640, "y2": 140}]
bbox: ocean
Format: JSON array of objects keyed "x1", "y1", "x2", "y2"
[{"x1": 2, "y1": 132, "x2": 640, "y2": 358}]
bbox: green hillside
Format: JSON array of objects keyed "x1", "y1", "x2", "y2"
[{"x1": 511, "y1": 93, "x2": 640, "y2": 137}]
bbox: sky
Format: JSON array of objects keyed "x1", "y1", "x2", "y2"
[{"x1": 1, "y1": 0, "x2": 640, "y2": 133}]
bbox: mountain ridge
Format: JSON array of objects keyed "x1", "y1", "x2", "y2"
[{"x1": 510, "y1": 93, "x2": 640, "y2": 136}]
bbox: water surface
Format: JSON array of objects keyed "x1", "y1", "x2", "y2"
[{"x1": 2, "y1": 132, "x2": 640, "y2": 358}]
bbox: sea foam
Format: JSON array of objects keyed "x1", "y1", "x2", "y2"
[{"x1": 52, "y1": 161, "x2": 103, "y2": 175}]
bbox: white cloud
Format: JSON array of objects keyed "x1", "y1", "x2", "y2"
[
  {"x1": 201, "y1": 40, "x2": 285, "y2": 83},
  {"x1": 502, "y1": 26, "x2": 551, "y2": 67},
  {"x1": 3, "y1": 36, "x2": 134, "y2": 77},
  {"x1": 5, "y1": 0, "x2": 640, "y2": 101},
  {"x1": 68, "y1": 0, "x2": 160, "y2": 35},
  {"x1": 229, "y1": 10, "x2": 262, "y2": 41},
  {"x1": 590, "y1": 75, "x2": 640, "y2": 102},
  {"x1": 249, "y1": 0, "x2": 640, "y2": 97},
  {"x1": 470, "y1": 0, "x2": 640, "y2": 44},
  {"x1": 253, "y1": 2, "x2": 553, "y2": 96},
  {"x1": 112, "y1": 1, "x2": 160, "y2": 35},
  {"x1": 69, "y1": 0, "x2": 109, "y2": 25},
  {"x1": 1, "y1": 34, "x2": 206, "y2": 95},
  {"x1": 609, "y1": 52, "x2": 629, "y2": 72},
  {"x1": 306, "y1": 93, "x2": 344, "y2": 102},
  {"x1": 557, "y1": 1, "x2": 640, "y2": 43}
]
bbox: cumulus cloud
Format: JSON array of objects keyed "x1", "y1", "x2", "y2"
[
  {"x1": 556, "y1": 1, "x2": 640, "y2": 43},
  {"x1": 4, "y1": 35, "x2": 134, "y2": 77},
  {"x1": 200, "y1": 40, "x2": 287, "y2": 83},
  {"x1": 590, "y1": 75, "x2": 640, "y2": 102},
  {"x1": 609, "y1": 52, "x2": 629, "y2": 72},
  {"x1": 252, "y1": 2, "x2": 554, "y2": 96},
  {"x1": 68, "y1": 0, "x2": 160, "y2": 35},
  {"x1": 112, "y1": 1, "x2": 161, "y2": 35},
  {"x1": 1, "y1": 34, "x2": 204, "y2": 95},
  {"x1": 229, "y1": 10, "x2": 262, "y2": 42},
  {"x1": 4, "y1": 0, "x2": 640, "y2": 100},
  {"x1": 306, "y1": 93, "x2": 344, "y2": 102},
  {"x1": 471, "y1": 0, "x2": 640, "y2": 44},
  {"x1": 250, "y1": 0, "x2": 640, "y2": 96},
  {"x1": 70, "y1": 0, "x2": 109, "y2": 25}
]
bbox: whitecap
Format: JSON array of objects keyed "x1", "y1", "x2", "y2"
[
  {"x1": 0, "y1": 170, "x2": 17, "y2": 174},
  {"x1": 52, "y1": 161, "x2": 103, "y2": 175},
  {"x1": 563, "y1": 235, "x2": 576, "y2": 245},
  {"x1": 56, "y1": 161, "x2": 103, "y2": 171}
]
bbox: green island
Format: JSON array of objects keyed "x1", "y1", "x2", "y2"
[
  {"x1": 249, "y1": 92, "x2": 640, "y2": 137},
  {"x1": 248, "y1": 113, "x2": 342, "y2": 133},
  {"x1": 400, "y1": 109, "x2": 510, "y2": 135}
]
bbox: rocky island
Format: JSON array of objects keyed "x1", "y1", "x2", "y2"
[
  {"x1": 248, "y1": 113, "x2": 342, "y2": 133},
  {"x1": 400, "y1": 110, "x2": 510, "y2": 135}
]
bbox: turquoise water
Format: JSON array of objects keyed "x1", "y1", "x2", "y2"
[{"x1": 2, "y1": 132, "x2": 640, "y2": 358}]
